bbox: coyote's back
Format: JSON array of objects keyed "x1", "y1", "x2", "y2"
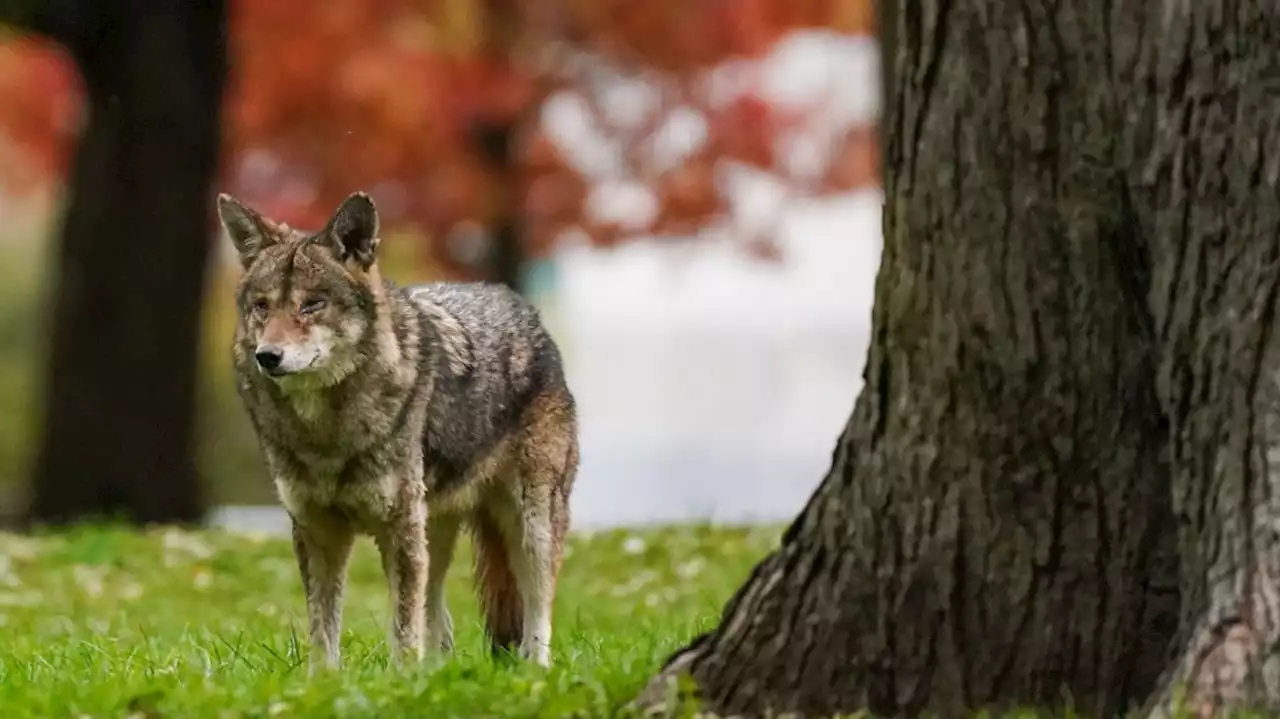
[{"x1": 405, "y1": 282, "x2": 575, "y2": 501}]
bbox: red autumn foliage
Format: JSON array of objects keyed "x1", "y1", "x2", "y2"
[{"x1": 0, "y1": 0, "x2": 878, "y2": 273}]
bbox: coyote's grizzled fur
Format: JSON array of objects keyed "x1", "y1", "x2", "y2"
[{"x1": 217, "y1": 191, "x2": 578, "y2": 673}]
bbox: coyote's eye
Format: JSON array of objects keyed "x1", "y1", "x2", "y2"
[
  {"x1": 251, "y1": 298, "x2": 269, "y2": 314},
  {"x1": 300, "y1": 298, "x2": 327, "y2": 315}
]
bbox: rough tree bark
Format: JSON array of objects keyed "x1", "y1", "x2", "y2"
[
  {"x1": 641, "y1": 0, "x2": 1280, "y2": 716},
  {"x1": 635, "y1": 0, "x2": 1276, "y2": 716},
  {"x1": 19, "y1": 1, "x2": 226, "y2": 525},
  {"x1": 1137, "y1": 3, "x2": 1280, "y2": 716}
]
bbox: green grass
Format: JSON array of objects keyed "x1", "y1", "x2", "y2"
[{"x1": 0, "y1": 522, "x2": 778, "y2": 718}]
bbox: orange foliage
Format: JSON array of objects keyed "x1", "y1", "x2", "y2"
[
  {"x1": 0, "y1": 0, "x2": 878, "y2": 273},
  {"x1": 0, "y1": 37, "x2": 82, "y2": 185}
]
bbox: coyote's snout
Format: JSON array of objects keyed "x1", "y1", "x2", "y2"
[{"x1": 218, "y1": 191, "x2": 578, "y2": 673}]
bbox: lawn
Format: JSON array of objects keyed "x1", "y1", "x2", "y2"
[{"x1": 0, "y1": 522, "x2": 780, "y2": 718}]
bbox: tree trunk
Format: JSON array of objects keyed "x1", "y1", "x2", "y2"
[
  {"x1": 639, "y1": 1, "x2": 1190, "y2": 716},
  {"x1": 26, "y1": 1, "x2": 226, "y2": 525},
  {"x1": 1137, "y1": 3, "x2": 1280, "y2": 716},
  {"x1": 471, "y1": 119, "x2": 527, "y2": 294},
  {"x1": 475, "y1": 0, "x2": 528, "y2": 294}
]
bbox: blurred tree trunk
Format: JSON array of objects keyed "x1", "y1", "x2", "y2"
[
  {"x1": 21, "y1": 1, "x2": 226, "y2": 525},
  {"x1": 472, "y1": 119, "x2": 526, "y2": 293},
  {"x1": 638, "y1": 1, "x2": 1202, "y2": 716},
  {"x1": 468, "y1": 0, "x2": 531, "y2": 294}
]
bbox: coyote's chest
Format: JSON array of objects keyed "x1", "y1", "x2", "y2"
[
  {"x1": 267, "y1": 428, "x2": 413, "y2": 529},
  {"x1": 261, "y1": 372, "x2": 417, "y2": 455},
  {"x1": 275, "y1": 470, "x2": 401, "y2": 530},
  {"x1": 257, "y1": 388, "x2": 423, "y2": 529}
]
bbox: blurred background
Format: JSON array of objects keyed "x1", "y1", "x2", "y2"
[{"x1": 0, "y1": 0, "x2": 881, "y2": 531}]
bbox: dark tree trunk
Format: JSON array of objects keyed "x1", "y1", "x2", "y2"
[
  {"x1": 469, "y1": 0, "x2": 530, "y2": 295},
  {"x1": 479, "y1": 0, "x2": 528, "y2": 294},
  {"x1": 489, "y1": 216, "x2": 525, "y2": 294},
  {"x1": 25, "y1": 1, "x2": 226, "y2": 525},
  {"x1": 472, "y1": 119, "x2": 527, "y2": 293},
  {"x1": 638, "y1": 1, "x2": 1212, "y2": 716}
]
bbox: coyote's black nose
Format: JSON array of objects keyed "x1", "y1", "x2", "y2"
[{"x1": 255, "y1": 346, "x2": 284, "y2": 372}]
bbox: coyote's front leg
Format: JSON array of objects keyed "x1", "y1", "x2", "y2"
[
  {"x1": 376, "y1": 477, "x2": 428, "y2": 665},
  {"x1": 290, "y1": 510, "x2": 356, "y2": 675}
]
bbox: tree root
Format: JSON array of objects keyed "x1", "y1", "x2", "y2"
[{"x1": 1145, "y1": 584, "x2": 1280, "y2": 719}]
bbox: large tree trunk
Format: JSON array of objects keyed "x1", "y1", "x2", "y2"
[
  {"x1": 1138, "y1": 3, "x2": 1280, "y2": 716},
  {"x1": 26, "y1": 1, "x2": 226, "y2": 525},
  {"x1": 643, "y1": 0, "x2": 1280, "y2": 716},
  {"x1": 639, "y1": 1, "x2": 1201, "y2": 716}
]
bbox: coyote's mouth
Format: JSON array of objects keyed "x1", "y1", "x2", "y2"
[
  {"x1": 261, "y1": 360, "x2": 316, "y2": 380},
  {"x1": 268, "y1": 356, "x2": 357, "y2": 392}
]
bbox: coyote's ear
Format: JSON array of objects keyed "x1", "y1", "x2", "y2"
[
  {"x1": 217, "y1": 193, "x2": 276, "y2": 269},
  {"x1": 323, "y1": 192, "x2": 380, "y2": 271}
]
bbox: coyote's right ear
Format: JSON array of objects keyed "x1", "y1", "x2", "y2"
[{"x1": 217, "y1": 193, "x2": 276, "y2": 269}]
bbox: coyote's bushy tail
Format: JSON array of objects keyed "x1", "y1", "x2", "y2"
[{"x1": 471, "y1": 509, "x2": 522, "y2": 656}]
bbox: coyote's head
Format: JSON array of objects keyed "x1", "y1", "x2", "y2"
[{"x1": 217, "y1": 192, "x2": 383, "y2": 387}]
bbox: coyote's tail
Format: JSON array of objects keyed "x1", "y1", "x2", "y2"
[{"x1": 471, "y1": 508, "x2": 522, "y2": 656}]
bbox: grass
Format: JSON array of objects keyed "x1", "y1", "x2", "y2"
[{"x1": 0, "y1": 522, "x2": 778, "y2": 718}]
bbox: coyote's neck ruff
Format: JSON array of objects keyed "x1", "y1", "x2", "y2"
[{"x1": 218, "y1": 191, "x2": 578, "y2": 673}]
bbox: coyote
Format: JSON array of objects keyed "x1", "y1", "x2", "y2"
[{"x1": 217, "y1": 191, "x2": 578, "y2": 673}]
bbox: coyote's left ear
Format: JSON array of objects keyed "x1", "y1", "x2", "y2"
[
  {"x1": 323, "y1": 192, "x2": 380, "y2": 270},
  {"x1": 217, "y1": 193, "x2": 277, "y2": 269}
]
